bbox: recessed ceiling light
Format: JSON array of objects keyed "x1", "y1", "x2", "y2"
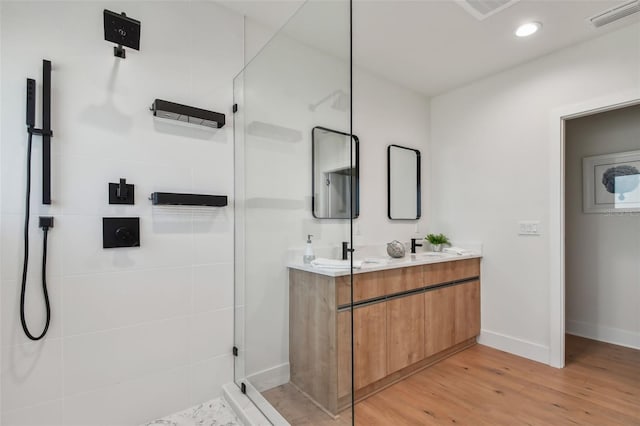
[{"x1": 515, "y1": 22, "x2": 542, "y2": 37}]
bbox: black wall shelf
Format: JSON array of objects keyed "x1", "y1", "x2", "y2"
[
  {"x1": 150, "y1": 99, "x2": 225, "y2": 129},
  {"x1": 150, "y1": 192, "x2": 228, "y2": 207}
]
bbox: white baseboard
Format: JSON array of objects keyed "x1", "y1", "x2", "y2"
[
  {"x1": 478, "y1": 329, "x2": 550, "y2": 365},
  {"x1": 566, "y1": 320, "x2": 640, "y2": 350},
  {"x1": 247, "y1": 362, "x2": 290, "y2": 392}
]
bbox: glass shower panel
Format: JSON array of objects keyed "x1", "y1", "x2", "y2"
[{"x1": 234, "y1": 0, "x2": 353, "y2": 424}]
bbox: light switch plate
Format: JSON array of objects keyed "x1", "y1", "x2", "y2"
[{"x1": 518, "y1": 220, "x2": 541, "y2": 236}]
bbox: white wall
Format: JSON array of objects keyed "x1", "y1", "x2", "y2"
[
  {"x1": 565, "y1": 105, "x2": 640, "y2": 349},
  {"x1": 0, "y1": 2, "x2": 242, "y2": 424},
  {"x1": 429, "y1": 23, "x2": 640, "y2": 363},
  {"x1": 353, "y1": 68, "x2": 429, "y2": 245}
]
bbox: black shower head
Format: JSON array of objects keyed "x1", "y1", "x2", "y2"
[{"x1": 103, "y1": 9, "x2": 140, "y2": 58}]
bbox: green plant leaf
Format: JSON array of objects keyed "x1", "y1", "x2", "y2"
[{"x1": 425, "y1": 233, "x2": 450, "y2": 245}]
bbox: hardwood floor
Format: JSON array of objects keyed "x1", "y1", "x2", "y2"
[{"x1": 262, "y1": 335, "x2": 640, "y2": 425}]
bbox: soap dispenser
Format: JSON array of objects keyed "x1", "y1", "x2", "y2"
[{"x1": 303, "y1": 234, "x2": 316, "y2": 264}]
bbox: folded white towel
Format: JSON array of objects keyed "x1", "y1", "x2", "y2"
[
  {"x1": 311, "y1": 258, "x2": 363, "y2": 269},
  {"x1": 443, "y1": 247, "x2": 474, "y2": 256},
  {"x1": 363, "y1": 258, "x2": 388, "y2": 264}
]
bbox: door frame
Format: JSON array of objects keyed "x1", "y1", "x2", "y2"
[{"x1": 548, "y1": 89, "x2": 640, "y2": 368}]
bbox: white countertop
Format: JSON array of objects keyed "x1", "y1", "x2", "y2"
[{"x1": 288, "y1": 252, "x2": 482, "y2": 277}]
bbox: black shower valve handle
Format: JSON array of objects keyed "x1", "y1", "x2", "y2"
[
  {"x1": 109, "y1": 179, "x2": 134, "y2": 205},
  {"x1": 117, "y1": 178, "x2": 128, "y2": 199},
  {"x1": 115, "y1": 226, "x2": 134, "y2": 242}
]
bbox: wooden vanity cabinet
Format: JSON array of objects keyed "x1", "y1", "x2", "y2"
[{"x1": 289, "y1": 257, "x2": 481, "y2": 416}]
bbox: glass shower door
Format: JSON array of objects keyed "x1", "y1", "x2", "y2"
[{"x1": 233, "y1": 0, "x2": 354, "y2": 424}]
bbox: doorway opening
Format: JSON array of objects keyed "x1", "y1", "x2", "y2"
[
  {"x1": 563, "y1": 104, "x2": 640, "y2": 365},
  {"x1": 550, "y1": 94, "x2": 640, "y2": 368}
]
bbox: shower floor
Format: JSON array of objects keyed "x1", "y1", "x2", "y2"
[{"x1": 144, "y1": 397, "x2": 241, "y2": 426}]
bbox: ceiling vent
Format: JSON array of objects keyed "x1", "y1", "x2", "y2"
[
  {"x1": 588, "y1": 0, "x2": 640, "y2": 28},
  {"x1": 455, "y1": 0, "x2": 521, "y2": 21}
]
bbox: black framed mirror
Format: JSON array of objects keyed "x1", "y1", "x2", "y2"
[
  {"x1": 312, "y1": 126, "x2": 359, "y2": 219},
  {"x1": 388, "y1": 144, "x2": 421, "y2": 220}
]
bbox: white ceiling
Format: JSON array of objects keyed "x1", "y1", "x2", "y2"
[
  {"x1": 220, "y1": 0, "x2": 640, "y2": 96},
  {"x1": 218, "y1": 0, "x2": 304, "y2": 32}
]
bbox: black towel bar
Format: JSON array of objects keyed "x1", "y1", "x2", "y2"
[{"x1": 150, "y1": 192, "x2": 227, "y2": 207}]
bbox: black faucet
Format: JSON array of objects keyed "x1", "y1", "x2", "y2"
[
  {"x1": 342, "y1": 241, "x2": 354, "y2": 260},
  {"x1": 410, "y1": 238, "x2": 422, "y2": 254}
]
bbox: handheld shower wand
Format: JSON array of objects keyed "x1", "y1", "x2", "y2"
[{"x1": 22, "y1": 60, "x2": 54, "y2": 341}]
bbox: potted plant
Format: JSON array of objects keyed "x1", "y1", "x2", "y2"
[{"x1": 425, "y1": 233, "x2": 450, "y2": 252}]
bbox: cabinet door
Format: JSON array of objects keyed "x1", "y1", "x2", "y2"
[
  {"x1": 424, "y1": 286, "x2": 456, "y2": 358},
  {"x1": 337, "y1": 310, "x2": 352, "y2": 399},
  {"x1": 354, "y1": 302, "x2": 387, "y2": 390},
  {"x1": 454, "y1": 280, "x2": 481, "y2": 344},
  {"x1": 387, "y1": 293, "x2": 425, "y2": 373}
]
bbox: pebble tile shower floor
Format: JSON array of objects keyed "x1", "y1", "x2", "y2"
[{"x1": 144, "y1": 398, "x2": 242, "y2": 426}]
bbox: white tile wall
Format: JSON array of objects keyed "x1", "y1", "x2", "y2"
[
  {"x1": 62, "y1": 366, "x2": 191, "y2": 426},
  {"x1": 1, "y1": 399, "x2": 64, "y2": 426},
  {"x1": 0, "y1": 1, "x2": 243, "y2": 424},
  {"x1": 189, "y1": 308, "x2": 234, "y2": 363},
  {"x1": 2, "y1": 276, "x2": 63, "y2": 347},
  {"x1": 193, "y1": 264, "x2": 234, "y2": 313},
  {"x1": 63, "y1": 317, "x2": 191, "y2": 396},
  {"x1": 1, "y1": 339, "x2": 64, "y2": 411},
  {"x1": 190, "y1": 355, "x2": 234, "y2": 406},
  {"x1": 62, "y1": 267, "x2": 192, "y2": 336}
]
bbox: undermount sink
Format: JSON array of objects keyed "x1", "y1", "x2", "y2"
[
  {"x1": 358, "y1": 252, "x2": 451, "y2": 267},
  {"x1": 412, "y1": 251, "x2": 449, "y2": 258}
]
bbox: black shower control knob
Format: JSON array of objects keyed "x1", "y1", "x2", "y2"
[
  {"x1": 115, "y1": 226, "x2": 133, "y2": 242},
  {"x1": 103, "y1": 217, "x2": 140, "y2": 248}
]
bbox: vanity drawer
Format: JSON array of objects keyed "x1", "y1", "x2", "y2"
[
  {"x1": 423, "y1": 258, "x2": 480, "y2": 286},
  {"x1": 337, "y1": 265, "x2": 423, "y2": 305},
  {"x1": 337, "y1": 272, "x2": 386, "y2": 305},
  {"x1": 383, "y1": 266, "x2": 423, "y2": 295}
]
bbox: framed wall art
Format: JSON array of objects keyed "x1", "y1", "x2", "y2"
[{"x1": 583, "y1": 149, "x2": 640, "y2": 213}]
